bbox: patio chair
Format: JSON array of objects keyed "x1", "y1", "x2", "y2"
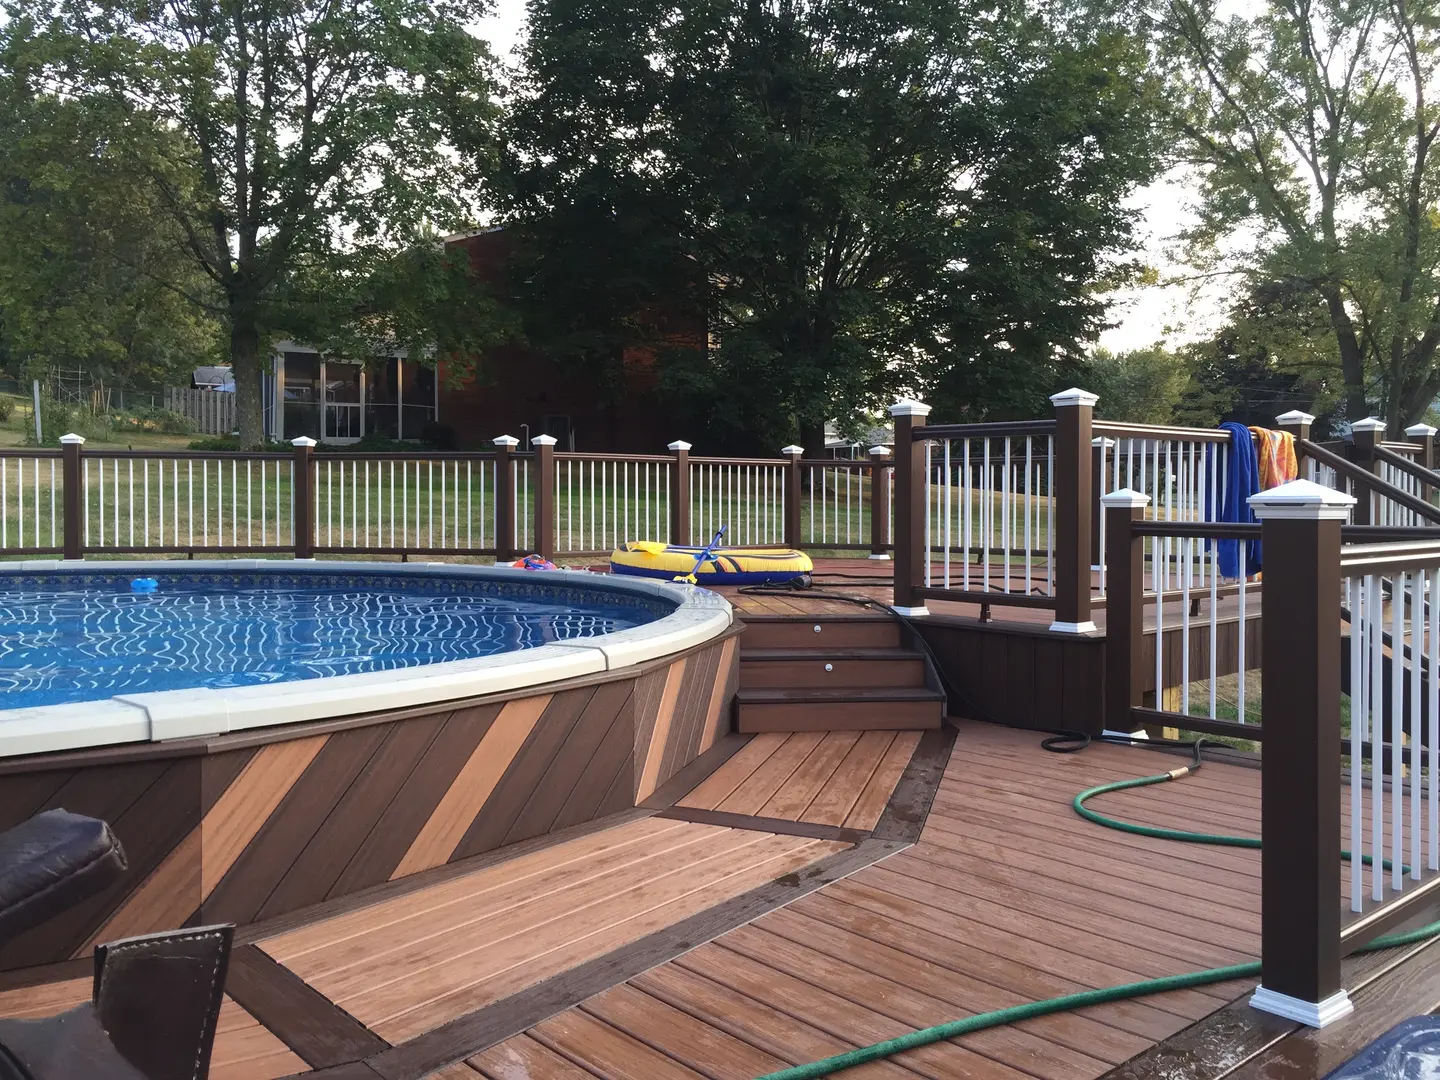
[{"x1": 0, "y1": 809, "x2": 233, "y2": 1080}]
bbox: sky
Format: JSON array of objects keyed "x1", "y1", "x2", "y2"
[{"x1": 472, "y1": 0, "x2": 1219, "y2": 357}]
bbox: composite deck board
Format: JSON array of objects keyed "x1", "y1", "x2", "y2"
[
  {"x1": 482, "y1": 723, "x2": 1269, "y2": 1080},
  {"x1": 0, "y1": 979, "x2": 307, "y2": 1079},
  {"x1": 265, "y1": 815, "x2": 846, "y2": 1043},
  {"x1": 676, "y1": 730, "x2": 920, "y2": 828}
]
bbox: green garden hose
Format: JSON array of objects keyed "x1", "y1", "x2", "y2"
[{"x1": 752, "y1": 735, "x2": 1440, "y2": 1080}]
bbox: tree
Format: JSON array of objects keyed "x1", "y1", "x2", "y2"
[
  {"x1": 4, "y1": 0, "x2": 501, "y2": 444},
  {"x1": 1164, "y1": 0, "x2": 1440, "y2": 434},
  {"x1": 0, "y1": 79, "x2": 222, "y2": 387},
  {"x1": 1082, "y1": 345, "x2": 1191, "y2": 424},
  {"x1": 504, "y1": 0, "x2": 1163, "y2": 449}
]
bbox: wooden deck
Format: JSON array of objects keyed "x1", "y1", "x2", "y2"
[{"x1": 3, "y1": 718, "x2": 1437, "y2": 1080}]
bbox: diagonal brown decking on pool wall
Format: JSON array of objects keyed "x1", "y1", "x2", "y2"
[{"x1": 0, "y1": 628, "x2": 740, "y2": 973}]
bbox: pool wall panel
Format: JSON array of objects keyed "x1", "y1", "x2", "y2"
[{"x1": 0, "y1": 627, "x2": 740, "y2": 974}]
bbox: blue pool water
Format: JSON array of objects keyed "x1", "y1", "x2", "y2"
[{"x1": 0, "y1": 572, "x2": 670, "y2": 708}]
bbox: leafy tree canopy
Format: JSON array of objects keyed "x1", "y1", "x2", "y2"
[
  {"x1": 3, "y1": 0, "x2": 505, "y2": 444},
  {"x1": 1164, "y1": 0, "x2": 1440, "y2": 434},
  {"x1": 504, "y1": 0, "x2": 1164, "y2": 451},
  {"x1": 0, "y1": 76, "x2": 221, "y2": 388}
]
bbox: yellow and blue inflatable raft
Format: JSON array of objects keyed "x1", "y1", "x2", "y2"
[{"x1": 610, "y1": 542, "x2": 812, "y2": 586}]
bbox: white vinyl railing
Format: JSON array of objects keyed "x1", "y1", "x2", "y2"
[
  {"x1": 1377, "y1": 457, "x2": 1434, "y2": 527},
  {"x1": 802, "y1": 462, "x2": 882, "y2": 550},
  {"x1": 0, "y1": 453, "x2": 60, "y2": 553},
  {"x1": 923, "y1": 432, "x2": 1053, "y2": 598},
  {"x1": 313, "y1": 457, "x2": 496, "y2": 553},
  {"x1": 690, "y1": 460, "x2": 787, "y2": 547},
  {"x1": 1344, "y1": 563, "x2": 1440, "y2": 916},
  {"x1": 555, "y1": 456, "x2": 670, "y2": 555},
  {"x1": 83, "y1": 454, "x2": 294, "y2": 551}
]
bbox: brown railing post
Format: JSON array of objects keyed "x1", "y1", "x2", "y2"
[
  {"x1": 890, "y1": 398, "x2": 932, "y2": 616},
  {"x1": 668, "y1": 441, "x2": 692, "y2": 546},
  {"x1": 60, "y1": 433, "x2": 85, "y2": 560},
  {"x1": 1405, "y1": 423, "x2": 1437, "y2": 504},
  {"x1": 869, "y1": 445, "x2": 892, "y2": 559},
  {"x1": 1247, "y1": 478, "x2": 1356, "y2": 1028},
  {"x1": 1049, "y1": 388, "x2": 1098, "y2": 633},
  {"x1": 1101, "y1": 489, "x2": 1149, "y2": 735},
  {"x1": 1090, "y1": 437, "x2": 1113, "y2": 569},
  {"x1": 1276, "y1": 409, "x2": 1314, "y2": 482},
  {"x1": 291, "y1": 436, "x2": 316, "y2": 559},
  {"x1": 1350, "y1": 417, "x2": 1385, "y2": 526},
  {"x1": 531, "y1": 434, "x2": 556, "y2": 560},
  {"x1": 493, "y1": 435, "x2": 518, "y2": 562},
  {"x1": 782, "y1": 445, "x2": 804, "y2": 549}
]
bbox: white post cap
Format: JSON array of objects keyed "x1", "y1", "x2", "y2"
[
  {"x1": 781, "y1": 444, "x2": 805, "y2": 456},
  {"x1": 667, "y1": 440, "x2": 693, "y2": 452},
  {"x1": 58, "y1": 433, "x2": 85, "y2": 445},
  {"x1": 1350, "y1": 417, "x2": 1386, "y2": 433},
  {"x1": 492, "y1": 434, "x2": 520, "y2": 448},
  {"x1": 868, "y1": 445, "x2": 892, "y2": 456},
  {"x1": 290, "y1": 436, "x2": 317, "y2": 448},
  {"x1": 1276, "y1": 410, "x2": 1315, "y2": 425},
  {"x1": 1049, "y1": 388, "x2": 1099, "y2": 408},
  {"x1": 1100, "y1": 488, "x2": 1151, "y2": 509},
  {"x1": 889, "y1": 398, "x2": 932, "y2": 418},
  {"x1": 1248, "y1": 479, "x2": 1356, "y2": 520},
  {"x1": 1405, "y1": 423, "x2": 1437, "y2": 438},
  {"x1": 531, "y1": 434, "x2": 558, "y2": 446},
  {"x1": 1091, "y1": 437, "x2": 1116, "y2": 448}
]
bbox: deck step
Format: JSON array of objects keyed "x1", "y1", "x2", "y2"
[
  {"x1": 739, "y1": 616, "x2": 901, "y2": 650},
  {"x1": 735, "y1": 687, "x2": 944, "y2": 733},
  {"x1": 739, "y1": 648, "x2": 927, "y2": 690}
]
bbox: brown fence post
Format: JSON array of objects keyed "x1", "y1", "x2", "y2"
[
  {"x1": 1101, "y1": 489, "x2": 1149, "y2": 735},
  {"x1": 60, "y1": 433, "x2": 85, "y2": 560},
  {"x1": 493, "y1": 435, "x2": 518, "y2": 562},
  {"x1": 1049, "y1": 388, "x2": 1098, "y2": 633},
  {"x1": 1247, "y1": 478, "x2": 1355, "y2": 1027},
  {"x1": 1350, "y1": 417, "x2": 1385, "y2": 526},
  {"x1": 291, "y1": 436, "x2": 316, "y2": 559},
  {"x1": 1090, "y1": 437, "x2": 1113, "y2": 569},
  {"x1": 531, "y1": 434, "x2": 557, "y2": 560},
  {"x1": 668, "y1": 441, "x2": 692, "y2": 546},
  {"x1": 1276, "y1": 409, "x2": 1314, "y2": 482},
  {"x1": 1405, "y1": 423, "x2": 1437, "y2": 505},
  {"x1": 869, "y1": 445, "x2": 892, "y2": 559},
  {"x1": 782, "y1": 445, "x2": 804, "y2": 549},
  {"x1": 890, "y1": 398, "x2": 932, "y2": 615}
]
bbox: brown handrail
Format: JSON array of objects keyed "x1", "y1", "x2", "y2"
[
  {"x1": 1300, "y1": 438, "x2": 1440, "y2": 525},
  {"x1": 85, "y1": 449, "x2": 291, "y2": 461},
  {"x1": 316, "y1": 451, "x2": 498, "y2": 462},
  {"x1": 688, "y1": 456, "x2": 789, "y2": 466},
  {"x1": 554, "y1": 452, "x2": 674, "y2": 464},
  {"x1": 916, "y1": 420, "x2": 1056, "y2": 440},
  {"x1": 1133, "y1": 521, "x2": 1261, "y2": 539},
  {"x1": 1372, "y1": 443, "x2": 1440, "y2": 487},
  {"x1": 1092, "y1": 421, "x2": 1230, "y2": 443}
]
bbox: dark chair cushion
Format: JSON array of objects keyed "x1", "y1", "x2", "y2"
[
  {"x1": 93, "y1": 925, "x2": 233, "y2": 1080},
  {"x1": 0, "y1": 811, "x2": 126, "y2": 946},
  {"x1": 0, "y1": 1006, "x2": 147, "y2": 1080}
]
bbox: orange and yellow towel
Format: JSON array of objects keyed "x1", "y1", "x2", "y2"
[{"x1": 1249, "y1": 427, "x2": 1298, "y2": 490}]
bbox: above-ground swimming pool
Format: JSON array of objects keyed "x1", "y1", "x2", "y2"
[
  {"x1": 0, "y1": 571, "x2": 672, "y2": 707},
  {"x1": 0, "y1": 560, "x2": 732, "y2": 757}
]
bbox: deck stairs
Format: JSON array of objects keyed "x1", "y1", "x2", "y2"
[{"x1": 734, "y1": 614, "x2": 945, "y2": 733}]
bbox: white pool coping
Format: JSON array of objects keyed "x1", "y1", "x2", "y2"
[{"x1": 0, "y1": 560, "x2": 734, "y2": 759}]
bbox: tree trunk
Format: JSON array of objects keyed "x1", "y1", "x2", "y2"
[
  {"x1": 1321, "y1": 285, "x2": 1369, "y2": 423},
  {"x1": 230, "y1": 319, "x2": 265, "y2": 448}
]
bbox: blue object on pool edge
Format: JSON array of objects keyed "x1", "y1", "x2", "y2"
[
  {"x1": 0, "y1": 572, "x2": 667, "y2": 708},
  {"x1": 130, "y1": 578, "x2": 159, "y2": 593},
  {"x1": 1321, "y1": 1015, "x2": 1440, "y2": 1079}
]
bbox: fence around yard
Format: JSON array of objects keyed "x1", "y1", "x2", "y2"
[
  {"x1": 164, "y1": 387, "x2": 236, "y2": 435},
  {"x1": 0, "y1": 435, "x2": 896, "y2": 562}
]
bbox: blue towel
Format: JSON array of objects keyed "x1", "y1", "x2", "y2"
[{"x1": 1212, "y1": 422, "x2": 1262, "y2": 577}]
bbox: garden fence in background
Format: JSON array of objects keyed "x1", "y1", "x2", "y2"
[{"x1": 165, "y1": 388, "x2": 236, "y2": 435}]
